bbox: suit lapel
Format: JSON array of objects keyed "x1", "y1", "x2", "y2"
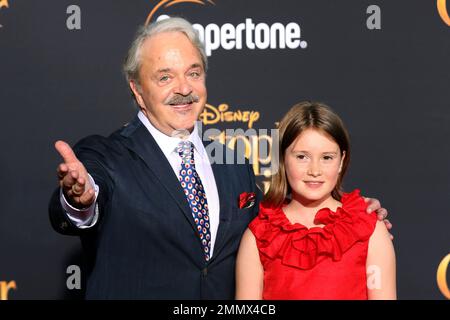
[
  {"x1": 120, "y1": 116, "x2": 198, "y2": 233},
  {"x1": 208, "y1": 143, "x2": 233, "y2": 261}
]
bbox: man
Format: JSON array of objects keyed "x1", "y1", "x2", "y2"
[{"x1": 49, "y1": 17, "x2": 390, "y2": 299}]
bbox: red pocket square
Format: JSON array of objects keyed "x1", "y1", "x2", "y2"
[{"x1": 239, "y1": 192, "x2": 256, "y2": 209}]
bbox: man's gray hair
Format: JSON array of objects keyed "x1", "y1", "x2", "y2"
[{"x1": 123, "y1": 17, "x2": 208, "y2": 87}]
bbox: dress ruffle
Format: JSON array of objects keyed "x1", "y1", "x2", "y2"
[{"x1": 249, "y1": 189, "x2": 377, "y2": 270}]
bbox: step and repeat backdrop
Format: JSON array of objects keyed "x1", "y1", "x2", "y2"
[{"x1": 0, "y1": 0, "x2": 449, "y2": 299}]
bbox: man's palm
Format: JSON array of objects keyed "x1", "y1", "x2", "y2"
[{"x1": 55, "y1": 140, "x2": 95, "y2": 209}]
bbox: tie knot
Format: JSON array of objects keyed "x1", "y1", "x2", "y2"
[{"x1": 177, "y1": 140, "x2": 194, "y2": 161}]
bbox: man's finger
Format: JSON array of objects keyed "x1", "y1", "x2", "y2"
[
  {"x1": 384, "y1": 218, "x2": 393, "y2": 230},
  {"x1": 72, "y1": 176, "x2": 88, "y2": 195},
  {"x1": 376, "y1": 208, "x2": 388, "y2": 221},
  {"x1": 71, "y1": 178, "x2": 85, "y2": 196},
  {"x1": 57, "y1": 163, "x2": 69, "y2": 180},
  {"x1": 70, "y1": 170, "x2": 79, "y2": 181},
  {"x1": 62, "y1": 170, "x2": 78, "y2": 189},
  {"x1": 55, "y1": 140, "x2": 79, "y2": 164},
  {"x1": 79, "y1": 188, "x2": 96, "y2": 207},
  {"x1": 366, "y1": 198, "x2": 381, "y2": 214}
]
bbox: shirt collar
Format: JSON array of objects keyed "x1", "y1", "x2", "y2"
[{"x1": 137, "y1": 111, "x2": 206, "y2": 159}]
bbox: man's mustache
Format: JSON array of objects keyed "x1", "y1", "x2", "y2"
[{"x1": 164, "y1": 94, "x2": 199, "y2": 105}]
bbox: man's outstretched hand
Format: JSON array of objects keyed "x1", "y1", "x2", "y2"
[{"x1": 55, "y1": 140, "x2": 95, "y2": 209}]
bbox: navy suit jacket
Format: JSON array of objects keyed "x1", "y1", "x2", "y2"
[{"x1": 49, "y1": 114, "x2": 261, "y2": 299}]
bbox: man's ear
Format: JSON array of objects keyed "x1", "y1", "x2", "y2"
[
  {"x1": 339, "y1": 151, "x2": 346, "y2": 173},
  {"x1": 129, "y1": 80, "x2": 145, "y2": 110}
]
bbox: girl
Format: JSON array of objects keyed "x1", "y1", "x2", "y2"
[{"x1": 236, "y1": 101, "x2": 396, "y2": 300}]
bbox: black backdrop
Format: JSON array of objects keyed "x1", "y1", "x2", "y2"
[{"x1": 0, "y1": 0, "x2": 449, "y2": 300}]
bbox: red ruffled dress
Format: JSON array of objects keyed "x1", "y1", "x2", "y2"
[{"x1": 248, "y1": 189, "x2": 377, "y2": 300}]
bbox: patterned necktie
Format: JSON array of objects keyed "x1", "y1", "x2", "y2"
[{"x1": 177, "y1": 140, "x2": 211, "y2": 261}]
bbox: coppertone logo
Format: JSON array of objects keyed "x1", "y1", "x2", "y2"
[{"x1": 145, "y1": 0, "x2": 308, "y2": 56}]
